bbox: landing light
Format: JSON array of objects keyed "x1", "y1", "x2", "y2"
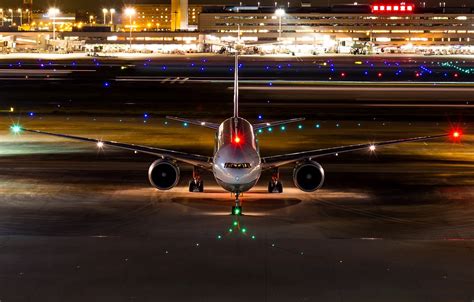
[
  {"x1": 369, "y1": 144, "x2": 376, "y2": 151},
  {"x1": 97, "y1": 141, "x2": 104, "y2": 148}
]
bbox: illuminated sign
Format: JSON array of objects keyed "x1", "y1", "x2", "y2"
[{"x1": 371, "y1": 2, "x2": 414, "y2": 13}]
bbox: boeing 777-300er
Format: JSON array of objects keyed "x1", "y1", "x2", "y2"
[{"x1": 11, "y1": 54, "x2": 462, "y2": 215}]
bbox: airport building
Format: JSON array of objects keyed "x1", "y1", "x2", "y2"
[
  {"x1": 199, "y1": 4, "x2": 474, "y2": 54},
  {"x1": 1, "y1": 2, "x2": 474, "y2": 54}
]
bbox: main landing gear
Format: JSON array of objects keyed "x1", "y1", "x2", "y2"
[
  {"x1": 188, "y1": 167, "x2": 204, "y2": 192},
  {"x1": 268, "y1": 168, "x2": 283, "y2": 193},
  {"x1": 231, "y1": 192, "x2": 243, "y2": 216}
]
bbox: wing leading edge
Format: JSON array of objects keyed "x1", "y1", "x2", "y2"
[
  {"x1": 22, "y1": 128, "x2": 213, "y2": 169},
  {"x1": 261, "y1": 133, "x2": 450, "y2": 170}
]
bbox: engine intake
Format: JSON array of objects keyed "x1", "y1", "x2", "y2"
[
  {"x1": 148, "y1": 159, "x2": 180, "y2": 190},
  {"x1": 293, "y1": 161, "x2": 325, "y2": 192}
]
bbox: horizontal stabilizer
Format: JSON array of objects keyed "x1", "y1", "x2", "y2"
[
  {"x1": 166, "y1": 116, "x2": 220, "y2": 130},
  {"x1": 253, "y1": 118, "x2": 306, "y2": 131}
]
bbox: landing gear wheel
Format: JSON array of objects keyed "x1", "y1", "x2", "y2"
[
  {"x1": 189, "y1": 180, "x2": 204, "y2": 192},
  {"x1": 268, "y1": 180, "x2": 283, "y2": 193}
]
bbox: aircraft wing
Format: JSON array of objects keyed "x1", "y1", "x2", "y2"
[
  {"x1": 261, "y1": 133, "x2": 451, "y2": 170},
  {"x1": 166, "y1": 116, "x2": 219, "y2": 130},
  {"x1": 22, "y1": 128, "x2": 213, "y2": 169},
  {"x1": 253, "y1": 118, "x2": 305, "y2": 131}
]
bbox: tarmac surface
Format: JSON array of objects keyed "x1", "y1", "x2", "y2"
[{"x1": 0, "y1": 56, "x2": 474, "y2": 301}]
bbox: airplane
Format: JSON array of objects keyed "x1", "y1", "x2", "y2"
[{"x1": 10, "y1": 53, "x2": 462, "y2": 216}]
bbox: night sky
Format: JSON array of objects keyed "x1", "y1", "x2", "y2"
[{"x1": 0, "y1": 0, "x2": 471, "y2": 12}]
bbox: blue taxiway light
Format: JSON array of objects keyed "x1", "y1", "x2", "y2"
[
  {"x1": 103, "y1": 82, "x2": 110, "y2": 87},
  {"x1": 29, "y1": 112, "x2": 35, "y2": 117},
  {"x1": 144, "y1": 113, "x2": 149, "y2": 119}
]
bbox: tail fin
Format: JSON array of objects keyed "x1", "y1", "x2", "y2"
[{"x1": 233, "y1": 51, "x2": 239, "y2": 118}]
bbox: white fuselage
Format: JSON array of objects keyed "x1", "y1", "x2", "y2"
[{"x1": 212, "y1": 117, "x2": 261, "y2": 193}]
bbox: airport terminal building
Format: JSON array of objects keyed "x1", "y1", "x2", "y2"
[
  {"x1": 199, "y1": 4, "x2": 474, "y2": 54},
  {"x1": 1, "y1": 2, "x2": 474, "y2": 54}
]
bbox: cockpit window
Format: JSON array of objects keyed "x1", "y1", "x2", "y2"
[{"x1": 225, "y1": 163, "x2": 251, "y2": 169}]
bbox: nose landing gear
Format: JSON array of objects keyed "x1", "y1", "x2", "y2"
[{"x1": 231, "y1": 192, "x2": 243, "y2": 216}]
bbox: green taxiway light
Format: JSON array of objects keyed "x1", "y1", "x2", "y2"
[
  {"x1": 228, "y1": 228, "x2": 233, "y2": 233},
  {"x1": 251, "y1": 235, "x2": 256, "y2": 240},
  {"x1": 241, "y1": 228, "x2": 247, "y2": 233},
  {"x1": 217, "y1": 235, "x2": 222, "y2": 239},
  {"x1": 233, "y1": 221, "x2": 238, "y2": 226}
]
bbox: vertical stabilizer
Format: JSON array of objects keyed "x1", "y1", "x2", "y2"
[{"x1": 233, "y1": 52, "x2": 239, "y2": 117}]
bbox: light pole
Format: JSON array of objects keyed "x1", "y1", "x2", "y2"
[
  {"x1": 48, "y1": 7, "x2": 60, "y2": 40},
  {"x1": 26, "y1": 9, "x2": 30, "y2": 24},
  {"x1": 109, "y1": 9, "x2": 115, "y2": 25},
  {"x1": 0, "y1": 9, "x2": 3, "y2": 27},
  {"x1": 17, "y1": 8, "x2": 22, "y2": 26},
  {"x1": 8, "y1": 9, "x2": 13, "y2": 26},
  {"x1": 102, "y1": 8, "x2": 108, "y2": 25},
  {"x1": 275, "y1": 8, "x2": 285, "y2": 40},
  {"x1": 124, "y1": 7, "x2": 136, "y2": 50}
]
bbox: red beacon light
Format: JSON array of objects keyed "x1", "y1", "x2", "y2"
[{"x1": 233, "y1": 134, "x2": 242, "y2": 144}]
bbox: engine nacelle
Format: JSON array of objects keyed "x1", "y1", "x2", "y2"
[
  {"x1": 293, "y1": 161, "x2": 325, "y2": 192},
  {"x1": 148, "y1": 159, "x2": 180, "y2": 190}
]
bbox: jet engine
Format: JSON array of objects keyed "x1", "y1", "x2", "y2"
[
  {"x1": 148, "y1": 159, "x2": 180, "y2": 190},
  {"x1": 293, "y1": 161, "x2": 325, "y2": 192}
]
